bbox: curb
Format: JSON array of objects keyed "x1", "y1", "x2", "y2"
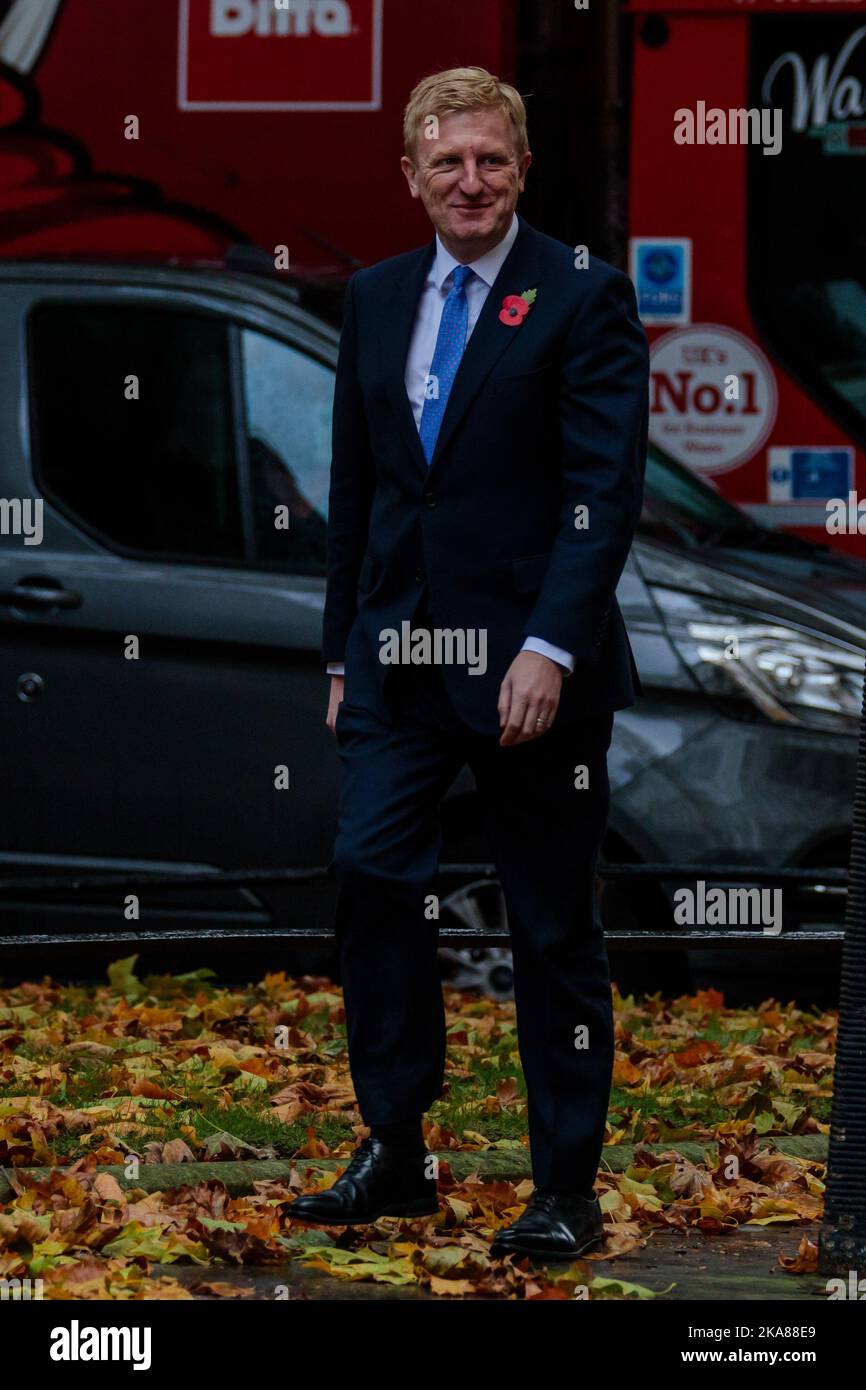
[{"x1": 0, "y1": 1135, "x2": 827, "y2": 1202}]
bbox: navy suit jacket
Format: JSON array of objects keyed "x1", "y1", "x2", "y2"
[{"x1": 322, "y1": 215, "x2": 650, "y2": 736}]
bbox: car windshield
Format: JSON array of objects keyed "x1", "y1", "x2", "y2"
[
  {"x1": 640, "y1": 446, "x2": 866, "y2": 570},
  {"x1": 640, "y1": 445, "x2": 758, "y2": 548}
]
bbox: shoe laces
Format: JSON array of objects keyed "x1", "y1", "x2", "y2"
[
  {"x1": 340, "y1": 1137, "x2": 373, "y2": 1178},
  {"x1": 530, "y1": 1188, "x2": 560, "y2": 1212},
  {"x1": 531, "y1": 1187, "x2": 594, "y2": 1210}
]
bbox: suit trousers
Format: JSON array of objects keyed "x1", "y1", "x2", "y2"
[{"x1": 331, "y1": 636, "x2": 615, "y2": 1191}]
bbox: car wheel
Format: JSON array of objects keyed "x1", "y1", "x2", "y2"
[{"x1": 438, "y1": 879, "x2": 514, "y2": 999}]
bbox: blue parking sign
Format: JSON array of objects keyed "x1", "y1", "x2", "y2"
[
  {"x1": 629, "y1": 238, "x2": 691, "y2": 325},
  {"x1": 768, "y1": 447, "x2": 853, "y2": 502}
]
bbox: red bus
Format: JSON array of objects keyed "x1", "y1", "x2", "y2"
[{"x1": 625, "y1": 0, "x2": 866, "y2": 552}]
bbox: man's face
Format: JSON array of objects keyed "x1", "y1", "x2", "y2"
[{"x1": 401, "y1": 108, "x2": 531, "y2": 259}]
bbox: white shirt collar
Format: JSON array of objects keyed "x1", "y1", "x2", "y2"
[{"x1": 431, "y1": 212, "x2": 519, "y2": 291}]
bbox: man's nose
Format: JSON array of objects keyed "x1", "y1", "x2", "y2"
[{"x1": 458, "y1": 160, "x2": 483, "y2": 193}]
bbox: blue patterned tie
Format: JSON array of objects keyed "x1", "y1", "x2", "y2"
[{"x1": 418, "y1": 263, "x2": 473, "y2": 465}]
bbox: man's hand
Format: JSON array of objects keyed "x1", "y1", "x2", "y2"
[
  {"x1": 326, "y1": 674, "x2": 345, "y2": 735},
  {"x1": 498, "y1": 651, "x2": 563, "y2": 747}
]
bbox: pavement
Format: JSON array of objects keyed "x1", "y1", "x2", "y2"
[{"x1": 1, "y1": 1137, "x2": 829, "y2": 1301}]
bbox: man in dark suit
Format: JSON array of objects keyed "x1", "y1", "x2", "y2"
[{"x1": 289, "y1": 67, "x2": 649, "y2": 1260}]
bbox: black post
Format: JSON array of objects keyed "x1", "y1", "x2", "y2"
[{"x1": 819, "y1": 664, "x2": 866, "y2": 1274}]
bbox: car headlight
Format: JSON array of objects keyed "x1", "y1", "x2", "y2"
[{"x1": 651, "y1": 587, "x2": 865, "y2": 734}]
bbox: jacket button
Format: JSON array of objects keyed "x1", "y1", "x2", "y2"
[
  {"x1": 423, "y1": 492, "x2": 436, "y2": 507},
  {"x1": 414, "y1": 570, "x2": 424, "y2": 583}
]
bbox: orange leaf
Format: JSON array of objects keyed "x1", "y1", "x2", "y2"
[
  {"x1": 129, "y1": 1079, "x2": 177, "y2": 1100},
  {"x1": 778, "y1": 1236, "x2": 819, "y2": 1272},
  {"x1": 672, "y1": 1041, "x2": 721, "y2": 1068}
]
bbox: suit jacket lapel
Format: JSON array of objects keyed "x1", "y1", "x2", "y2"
[
  {"x1": 381, "y1": 238, "x2": 436, "y2": 476},
  {"x1": 379, "y1": 216, "x2": 543, "y2": 478},
  {"x1": 428, "y1": 216, "x2": 542, "y2": 473}
]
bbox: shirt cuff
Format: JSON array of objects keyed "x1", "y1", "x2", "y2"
[
  {"x1": 326, "y1": 662, "x2": 346, "y2": 676},
  {"x1": 521, "y1": 637, "x2": 575, "y2": 676}
]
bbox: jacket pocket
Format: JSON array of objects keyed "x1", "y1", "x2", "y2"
[{"x1": 511, "y1": 553, "x2": 551, "y2": 593}]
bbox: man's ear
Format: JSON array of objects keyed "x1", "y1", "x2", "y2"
[
  {"x1": 400, "y1": 155, "x2": 421, "y2": 200},
  {"x1": 517, "y1": 150, "x2": 532, "y2": 193}
]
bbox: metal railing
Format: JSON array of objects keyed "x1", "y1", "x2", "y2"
[{"x1": 0, "y1": 860, "x2": 847, "y2": 949}]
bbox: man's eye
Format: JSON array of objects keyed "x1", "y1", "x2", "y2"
[{"x1": 433, "y1": 154, "x2": 507, "y2": 168}]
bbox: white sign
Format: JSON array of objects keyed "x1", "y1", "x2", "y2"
[
  {"x1": 649, "y1": 324, "x2": 778, "y2": 475},
  {"x1": 178, "y1": 0, "x2": 383, "y2": 112}
]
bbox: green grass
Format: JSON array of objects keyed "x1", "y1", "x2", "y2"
[{"x1": 7, "y1": 995, "x2": 832, "y2": 1165}]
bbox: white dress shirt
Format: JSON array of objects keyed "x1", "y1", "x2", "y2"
[{"x1": 327, "y1": 212, "x2": 574, "y2": 678}]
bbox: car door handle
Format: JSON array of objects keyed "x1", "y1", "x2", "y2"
[{"x1": 0, "y1": 579, "x2": 83, "y2": 611}]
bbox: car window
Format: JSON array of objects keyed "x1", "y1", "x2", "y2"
[
  {"x1": 749, "y1": 14, "x2": 866, "y2": 448},
  {"x1": 241, "y1": 328, "x2": 333, "y2": 574},
  {"x1": 30, "y1": 303, "x2": 243, "y2": 562}
]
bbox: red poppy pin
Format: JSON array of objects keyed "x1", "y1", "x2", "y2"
[{"x1": 499, "y1": 287, "x2": 538, "y2": 327}]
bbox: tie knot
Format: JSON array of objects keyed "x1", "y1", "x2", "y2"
[{"x1": 450, "y1": 264, "x2": 473, "y2": 292}]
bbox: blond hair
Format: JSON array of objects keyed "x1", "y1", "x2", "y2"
[{"x1": 403, "y1": 66, "x2": 529, "y2": 163}]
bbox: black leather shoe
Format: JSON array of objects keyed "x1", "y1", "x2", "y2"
[
  {"x1": 490, "y1": 1188, "x2": 604, "y2": 1262},
  {"x1": 289, "y1": 1137, "x2": 438, "y2": 1225}
]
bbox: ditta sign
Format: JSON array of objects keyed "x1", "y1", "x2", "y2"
[{"x1": 178, "y1": 0, "x2": 383, "y2": 110}]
